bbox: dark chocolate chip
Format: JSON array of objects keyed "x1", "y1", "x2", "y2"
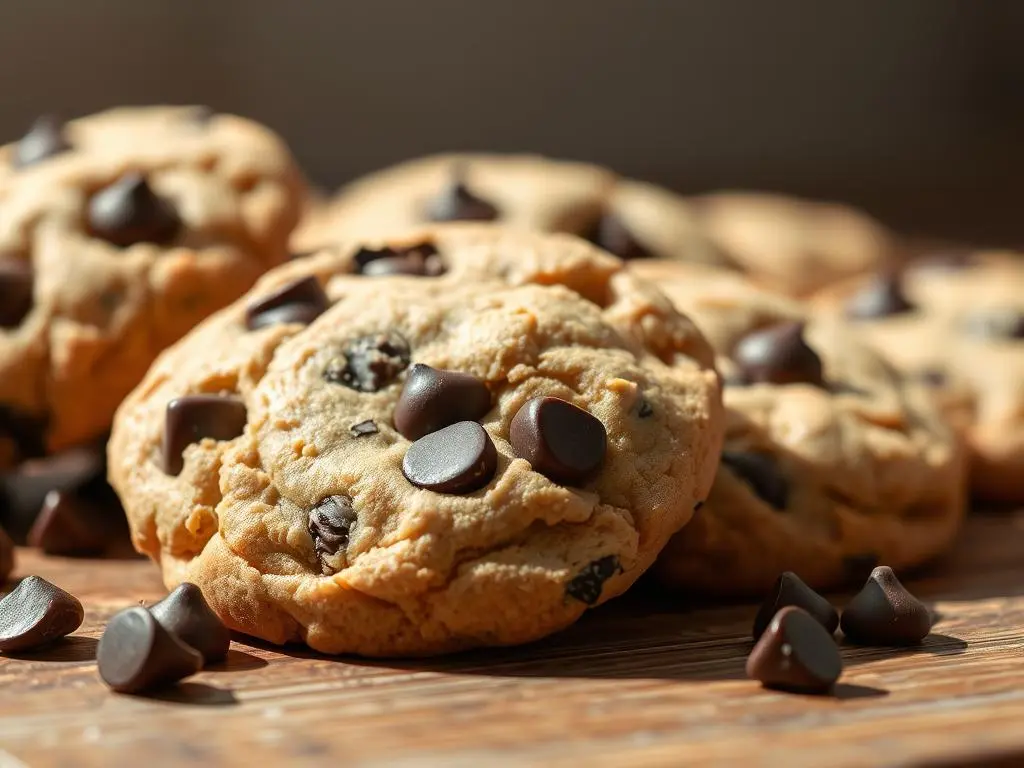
[
  {"x1": 162, "y1": 395, "x2": 247, "y2": 476},
  {"x1": 0, "y1": 526, "x2": 13, "y2": 583},
  {"x1": 87, "y1": 172, "x2": 182, "y2": 248},
  {"x1": 244, "y1": 275, "x2": 329, "y2": 330},
  {"x1": 97, "y1": 606, "x2": 203, "y2": 693},
  {"x1": 350, "y1": 420, "x2": 379, "y2": 437},
  {"x1": 353, "y1": 243, "x2": 445, "y2": 277},
  {"x1": 13, "y1": 114, "x2": 71, "y2": 168},
  {"x1": 746, "y1": 606, "x2": 842, "y2": 694},
  {"x1": 509, "y1": 397, "x2": 607, "y2": 485},
  {"x1": 961, "y1": 309, "x2": 1024, "y2": 340},
  {"x1": 840, "y1": 566, "x2": 932, "y2": 646},
  {"x1": 565, "y1": 555, "x2": 621, "y2": 605},
  {"x1": 752, "y1": 572, "x2": 839, "y2": 640},
  {"x1": 393, "y1": 364, "x2": 491, "y2": 441},
  {"x1": 585, "y1": 212, "x2": 651, "y2": 260},
  {"x1": 637, "y1": 398, "x2": 654, "y2": 418},
  {"x1": 732, "y1": 321, "x2": 826, "y2": 388},
  {"x1": 845, "y1": 273, "x2": 915, "y2": 320},
  {"x1": 27, "y1": 489, "x2": 125, "y2": 556},
  {"x1": 721, "y1": 450, "x2": 788, "y2": 510},
  {"x1": 402, "y1": 421, "x2": 497, "y2": 494},
  {"x1": 0, "y1": 575, "x2": 84, "y2": 652},
  {"x1": 308, "y1": 494, "x2": 357, "y2": 563},
  {"x1": 323, "y1": 333, "x2": 411, "y2": 393},
  {"x1": 0, "y1": 260, "x2": 34, "y2": 329},
  {"x1": 149, "y1": 583, "x2": 230, "y2": 664},
  {"x1": 0, "y1": 405, "x2": 47, "y2": 468},
  {"x1": 424, "y1": 172, "x2": 499, "y2": 222}
]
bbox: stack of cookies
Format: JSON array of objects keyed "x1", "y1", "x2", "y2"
[{"x1": 3, "y1": 123, "x2": 1018, "y2": 659}]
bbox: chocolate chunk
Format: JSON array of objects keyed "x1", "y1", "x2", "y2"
[
  {"x1": 637, "y1": 398, "x2": 654, "y2": 418},
  {"x1": 402, "y1": 421, "x2": 497, "y2": 494},
  {"x1": 746, "y1": 606, "x2": 842, "y2": 694},
  {"x1": 961, "y1": 309, "x2": 1024, "y2": 340},
  {"x1": 97, "y1": 606, "x2": 203, "y2": 694},
  {"x1": 354, "y1": 243, "x2": 445, "y2": 277},
  {"x1": 0, "y1": 575, "x2": 84, "y2": 652},
  {"x1": 585, "y1": 212, "x2": 651, "y2": 260},
  {"x1": 323, "y1": 333, "x2": 411, "y2": 393},
  {"x1": 732, "y1": 321, "x2": 826, "y2": 388},
  {"x1": 845, "y1": 272, "x2": 915, "y2": 320},
  {"x1": 840, "y1": 566, "x2": 932, "y2": 646},
  {"x1": 27, "y1": 489, "x2": 124, "y2": 556},
  {"x1": 87, "y1": 172, "x2": 182, "y2": 248},
  {"x1": 393, "y1": 364, "x2": 491, "y2": 441},
  {"x1": 565, "y1": 555, "x2": 621, "y2": 605},
  {"x1": 13, "y1": 114, "x2": 71, "y2": 168},
  {"x1": 149, "y1": 583, "x2": 230, "y2": 664},
  {"x1": 720, "y1": 450, "x2": 788, "y2": 510},
  {"x1": 752, "y1": 571, "x2": 839, "y2": 640},
  {"x1": 308, "y1": 494, "x2": 357, "y2": 562},
  {"x1": 509, "y1": 397, "x2": 607, "y2": 485},
  {"x1": 244, "y1": 275, "x2": 329, "y2": 330},
  {"x1": 162, "y1": 395, "x2": 247, "y2": 476},
  {"x1": 350, "y1": 419, "x2": 379, "y2": 437},
  {"x1": 424, "y1": 172, "x2": 499, "y2": 222},
  {"x1": 0, "y1": 260, "x2": 34, "y2": 329}
]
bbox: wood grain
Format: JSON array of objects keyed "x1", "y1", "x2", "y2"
[{"x1": 1, "y1": 510, "x2": 1023, "y2": 768}]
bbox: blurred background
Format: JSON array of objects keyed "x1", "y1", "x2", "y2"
[{"x1": 1, "y1": 0, "x2": 1021, "y2": 243}]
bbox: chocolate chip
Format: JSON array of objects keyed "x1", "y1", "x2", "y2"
[
  {"x1": 752, "y1": 572, "x2": 839, "y2": 640},
  {"x1": 732, "y1": 321, "x2": 826, "y2": 388},
  {"x1": 0, "y1": 526, "x2": 13, "y2": 582},
  {"x1": 961, "y1": 309, "x2": 1024, "y2": 340},
  {"x1": 637, "y1": 398, "x2": 654, "y2": 418},
  {"x1": 746, "y1": 606, "x2": 842, "y2": 694},
  {"x1": 0, "y1": 260, "x2": 34, "y2": 329},
  {"x1": 393, "y1": 364, "x2": 491, "y2": 441},
  {"x1": 27, "y1": 489, "x2": 126, "y2": 556},
  {"x1": 13, "y1": 114, "x2": 71, "y2": 168},
  {"x1": 244, "y1": 275, "x2": 329, "y2": 330},
  {"x1": 565, "y1": 555, "x2": 621, "y2": 605},
  {"x1": 308, "y1": 494, "x2": 357, "y2": 564},
  {"x1": 350, "y1": 420, "x2": 379, "y2": 437},
  {"x1": 87, "y1": 172, "x2": 182, "y2": 248},
  {"x1": 402, "y1": 421, "x2": 497, "y2": 494},
  {"x1": 97, "y1": 606, "x2": 203, "y2": 694},
  {"x1": 509, "y1": 397, "x2": 607, "y2": 485},
  {"x1": 162, "y1": 395, "x2": 247, "y2": 476},
  {"x1": 0, "y1": 576, "x2": 84, "y2": 652},
  {"x1": 424, "y1": 172, "x2": 499, "y2": 222},
  {"x1": 845, "y1": 273, "x2": 915, "y2": 320},
  {"x1": 323, "y1": 333, "x2": 411, "y2": 393},
  {"x1": 149, "y1": 583, "x2": 230, "y2": 665},
  {"x1": 585, "y1": 212, "x2": 651, "y2": 260},
  {"x1": 0, "y1": 405, "x2": 47, "y2": 469},
  {"x1": 840, "y1": 566, "x2": 932, "y2": 646},
  {"x1": 721, "y1": 451, "x2": 788, "y2": 510},
  {"x1": 354, "y1": 243, "x2": 446, "y2": 277}
]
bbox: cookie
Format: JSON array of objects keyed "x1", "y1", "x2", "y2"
[
  {"x1": 0, "y1": 107, "x2": 305, "y2": 462},
  {"x1": 814, "y1": 251, "x2": 1024, "y2": 501},
  {"x1": 109, "y1": 225, "x2": 724, "y2": 656},
  {"x1": 632, "y1": 261, "x2": 965, "y2": 596}
]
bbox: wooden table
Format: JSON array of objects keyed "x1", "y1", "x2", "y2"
[{"x1": 1, "y1": 510, "x2": 1023, "y2": 768}]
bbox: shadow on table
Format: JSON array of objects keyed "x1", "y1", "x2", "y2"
[{"x1": 0, "y1": 634, "x2": 98, "y2": 662}]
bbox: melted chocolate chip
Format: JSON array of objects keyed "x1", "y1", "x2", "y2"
[
  {"x1": 149, "y1": 583, "x2": 230, "y2": 664},
  {"x1": 565, "y1": 555, "x2": 621, "y2": 605},
  {"x1": 746, "y1": 606, "x2": 842, "y2": 694},
  {"x1": 350, "y1": 420, "x2": 379, "y2": 437},
  {"x1": 244, "y1": 275, "x2": 329, "y2": 330},
  {"x1": 0, "y1": 260, "x2": 34, "y2": 329},
  {"x1": 13, "y1": 115, "x2": 71, "y2": 168},
  {"x1": 961, "y1": 309, "x2": 1024, "y2": 340},
  {"x1": 323, "y1": 333, "x2": 411, "y2": 392},
  {"x1": 393, "y1": 364, "x2": 491, "y2": 441},
  {"x1": 845, "y1": 273, "x2": 915, "y2": 320},
  {"x1": 721, "y1": 451, "x2": 788, "y2": 510},
  {"x1": 509, "y1": 397, "x2": 607, "y2": 485},
  {"x1": 97, "y1": 607, "x2": 203, "y2": 694},
  {"x1": 732, "y1": 322, "x2": 826, "y2": 388},
  {"x1": 752, "y1": 572, "x2": 839, "y2": 640},
  {"x1": 87, "y1": 173, "x2": 182, "y2": 248},
  {"x1": 585, "y1": 212, "x2": 651, "y2": 260},
  {"x1": 840, "y1": 566, "x2": 932, "y2": 646},
  {"x1": 162, "y1": 395, "x2": 247, "y2": 476},
  {"x1": 424, "y1": 173, "x2": 499, "y2": 222},
  {"x1": 353, "y1": 243, "x2": 445, "y2": 277},
  {"x1": 0, "y1": 575, "x2": 84, "y2": 652},
  {"x1": 308, "y1": 494, "x2": 357, "y2": 564},
  {"x1": 402, "y1": 421, "x2": 497, "y2": 494}
]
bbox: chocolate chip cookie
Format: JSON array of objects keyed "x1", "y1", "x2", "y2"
[
  {"x1": 0, "y1": 107, "x2": 305, "y2": 462},
  {"x1": 109, "y1": 225, "x2": 724, "y2": 656},
  {"x1": 632, "y1": 261, "x2": 965, "y2": 596}
]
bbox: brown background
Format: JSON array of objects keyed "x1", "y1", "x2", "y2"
[{"x1": 1, "y1": 0, "x2": 1022, "y2": 242}]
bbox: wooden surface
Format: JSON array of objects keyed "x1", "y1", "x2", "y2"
[{"x1": 1, "y1": 511, "x2": 1023, "y2": 768}]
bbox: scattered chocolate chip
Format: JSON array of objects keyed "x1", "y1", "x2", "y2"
[
  {"x1": 746, "y1": 606, "x2": 842, "y2": 694},
  {"x1": 350, "y1": 420, "x2": 379, "y2": 437},
  {"x1": 13, "y1": 114, "x2": 71, "y2": 168},
  {"x1": 509, "y1": 397, "x2": 607, "y2": 485},
  {"x1": 565, "y1": 555, "x2": 621, "y2": 605},
  {"x1": 97, "y1": 606, "x2": 203, "y2": 694},
  {"x1": 0, "y1": 260, "x2": 34, "y2": 329},
  {"x1": 162, "y1": 395, "x2": 247, "y2": 476},
  {"x1": 752, "y1": 572, "x2": 839, "y2": 640},
  {"x1": 27, "y1": 489, "x2": 125, "y2": 556},
  {"x1": 0, "y1": 575, "x2": 84, "y2": 652},
  {"x1": 149, "y1": 583, "x2": 230, "y2": 664},
  {"x1": 0, "y1": 405, "x2": 46, "y2": 469},
  {"x1": 87, "y1": 172, "x2": 182, "y2": 248},
  {"x1": 585, "y1": 212, "x2": 651, "y2": 260},
  {"x1": 961, "y1": 309, "x2": 1024, "y2": 340},
  {"x1": 244, "y1": 275, "x2": 329, "y2": 330},
  {"x1": 424, "y1": 172, "x2": 499, "y2": 222},
  {"x1": 393, "y1": 364, "x2": 491, "y2": 441},
  {"x1": 354, "y1": 243, "x2": 446, "y2": 277},
  {"x1": 721, "y1": 451, "x2": 788, "y2": 510},
  {"x1": 732, "y1": 321, "x2": 826, "y2": 388},
  {"x1": 845, "y1": 273, "x2": 915, "y2": 319},
  {"x1": 308, "y1": 494, "x2": 357, "y2": 563},
  {"x1": 323, "y1": 333, "x2": 411, "y2": 393},
  {"x1": 840, "y1": 566, "x2": 932, "y2": 646},
  {"x1": 637, "y1": 398, "x2": 654, "y2": 418},
  {"x1": 402, "y1": 421, "x2": 497, "y2": 494}
]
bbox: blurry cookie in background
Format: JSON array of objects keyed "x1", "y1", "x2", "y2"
[{"x1": 632, "y1": 261, "x2": 965, "y2": 596}]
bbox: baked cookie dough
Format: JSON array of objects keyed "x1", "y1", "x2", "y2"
[
  {"x1": 109, "y1": 225, "x2": 724, "y2": 656},
  {"x1": 0, "y1": 107, "x2": 305, "y2": 463}
]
